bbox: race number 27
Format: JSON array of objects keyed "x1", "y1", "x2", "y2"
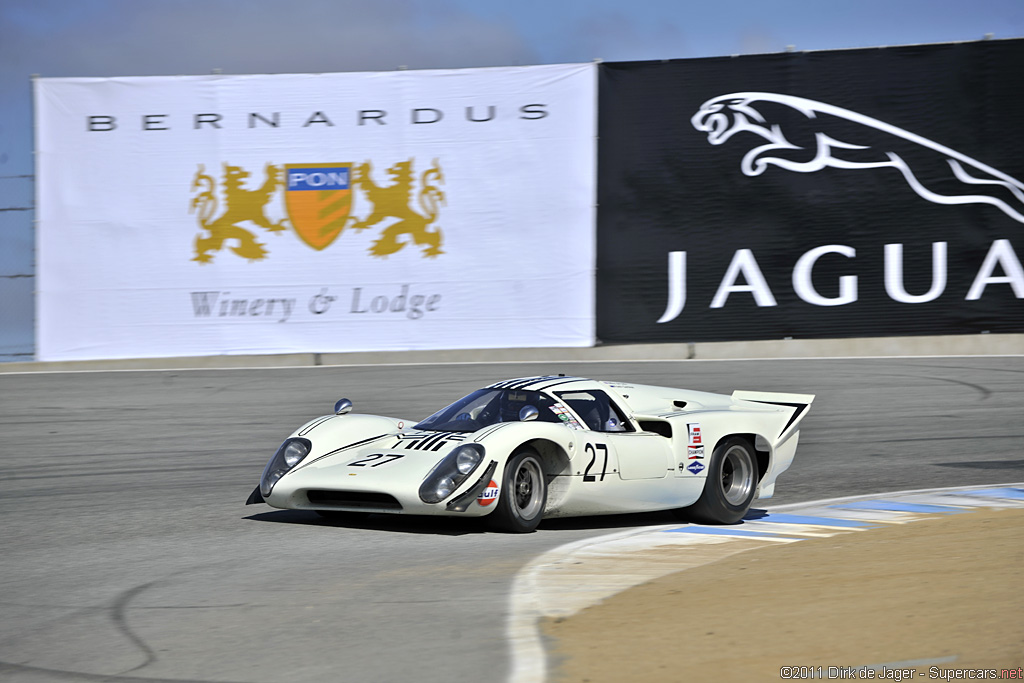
[{"x1": 583, "y1": 443, "x2": 609, "y2": 482}]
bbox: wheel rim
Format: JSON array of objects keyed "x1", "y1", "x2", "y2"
[
  {"x1": 512, "y1": 458, "x2": 543, "y2": 519},
  {"x1": 721, "y1": 445, "x2": 754, "y2": 506}
]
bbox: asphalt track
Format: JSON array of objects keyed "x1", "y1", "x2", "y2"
[{"x1": 1, "y1": 356, "x2": 1022, "y2": 682}]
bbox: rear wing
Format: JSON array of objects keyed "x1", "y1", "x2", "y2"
[
  {"x1": 732, "y1": 390, "x2": 815, "y2": 405},
  {"x1": 732, "y1": 390, "x2": 815, "y2": 445}
]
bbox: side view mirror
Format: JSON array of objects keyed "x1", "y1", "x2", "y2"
[
  {"x1": 334, "y1": 398, "x2": 353, "y2": 415},
  {"x1": 519, "y1": 405, "x2": 539, "y2": 422}
]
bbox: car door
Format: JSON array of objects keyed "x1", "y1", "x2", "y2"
[
  {"x1": 607, "y1": 431, "x2": 673, "y2": 479},
  {"x1": 557, "y1": 389, "x2": 672, "y2": 480}
]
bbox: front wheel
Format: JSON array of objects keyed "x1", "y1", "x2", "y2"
[
  {"x1": 489, "y1": 449, "x2": 547, "y2": 533},
  {"x1": 677, "y1": 436, "x2": 758, "y2": 524}
]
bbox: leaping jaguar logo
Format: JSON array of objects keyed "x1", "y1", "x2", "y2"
[{"x1": 691, "y1": 92, "x2": 1024, "y2": 225}]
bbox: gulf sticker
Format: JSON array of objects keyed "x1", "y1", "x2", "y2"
[{"x1": 478, "y1": 480, "x2": 499, "y2": 506}]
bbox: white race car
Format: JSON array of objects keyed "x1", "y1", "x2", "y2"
[{"x1": 246, "y1": 376, "x2": 814, "y2": 532}]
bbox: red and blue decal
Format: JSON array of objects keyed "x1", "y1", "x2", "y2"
[{"x1": 478, "y1": 480, "x2": 499, "y2": 506}]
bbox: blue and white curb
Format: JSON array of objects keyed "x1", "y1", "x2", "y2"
[{"x1": 506, "y1": 483, "x2": 1024, "y2": 683}]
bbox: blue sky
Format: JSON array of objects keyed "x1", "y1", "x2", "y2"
[
  {"x1": 2, "y1": 0, "x2": 1023, "y2": 176},
  {"x1": 1, "y1": 0, "x2": 1022, "y2": 357}
]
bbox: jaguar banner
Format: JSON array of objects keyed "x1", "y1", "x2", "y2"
[
  {"x1": 35, "y1": 64, "x2": 596, "y2": 360},
  {"x1": 596, "y1": 40, "x2": 1024, "y2": 343}
]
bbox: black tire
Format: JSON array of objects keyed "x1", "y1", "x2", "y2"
[
  {"x1": 489, "y1": 449, "x2": 547, "y2": 533},
  {"x1": 677, "y1": 436, "x2": 758, "y2": 525}
]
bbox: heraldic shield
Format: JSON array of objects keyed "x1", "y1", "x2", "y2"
[{"x1": 283, "y1": 164, "x2": 353, "y2": 250}]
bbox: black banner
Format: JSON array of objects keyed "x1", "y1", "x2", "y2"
[{"x1": 596, "y1": 40, "x2": 1024, "y2": 344}]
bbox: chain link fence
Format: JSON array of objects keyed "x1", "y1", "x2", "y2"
[{"x1": 0, "y1": 174, "x2": 34, "y2": 361}]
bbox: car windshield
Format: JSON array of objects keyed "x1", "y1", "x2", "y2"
[{"x1": 414, "y1": 388, "x2": 564, "y2": 433}]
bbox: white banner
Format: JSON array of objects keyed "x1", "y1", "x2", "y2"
[{"x1": 35, "y1": 64, "x2": 596, "y2": 361}]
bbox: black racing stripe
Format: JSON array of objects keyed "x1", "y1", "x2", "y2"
[
  {"x1": 431, "y1": 437, "x2": 453, "y2": 451},
  {"x1": 394, "y1": 432, "x2": 429, "y2": 449},
  {"x1": 405, "y1": 432, "x2": 434, "y2": 450},
  {"x1": 473, "y1": 423, "x2": 511, "y2": 442},
  {"x1": 521, "y1": 375, "x2": 573, "y2": 390},
  {"x1": 298, "y1": 415, "x2": 334, "y2": 436},
  {"x1": 321, "y1": 433, "x2": 389, "y2": 455},
  {"x1": 492, "y1": 375, "x2": 560, "y2": 391},
  {"x1": 415, "y1": 432, "x2": 448, "y2": 451},
  {"x1": 505, "y1": 376, "x2": 554, "y2": 390},
  {"x1": 535, "y1": 377, "x2": 589, "y2": 391},
  {"x1": 744, "y1": 400, "x2": 809, "y2": 438},
  {"x1": 294, "y1": 433, "x2": 390, "y2": 470},
  {"x1": 776, "y1": 402, "x2": 809, "y2": 437},
  {"x1": 473, "y1": 425, "x2": 498, "y2": 441}
]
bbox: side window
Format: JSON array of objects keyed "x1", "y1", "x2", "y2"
[
  {"x1": 555, "y1": 390, "x2": 634, "y2": 433},
  {"x1": 605, "y1": 399, "x2": 633, "y2": 432}
]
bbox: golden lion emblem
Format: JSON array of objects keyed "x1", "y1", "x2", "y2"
[
  {"x1": 189, "y1": 163, "x2": 287, "y2": 263},
  {"x1": 351, "y1": 158, "x2": 446, "y2": 258},
  {"x1": 189, "y1": 158, "x2": 445, "y2": 262}
]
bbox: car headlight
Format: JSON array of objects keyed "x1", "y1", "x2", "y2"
[
  {"x1": 433, "y1": 476, "x2": 455, "y2": 500},
  {"x1": 456, "y1": 446, "x2": 482, "y2": 474},
  {"x1": 282, "y1": 440, "x2": 307, "y2": 467},
  {"x1": 260, "y1": 438, "x2": 312, "y2": 497},
  {"x1": 419, "y1": 444, "x2": 485, "y2": 504}
]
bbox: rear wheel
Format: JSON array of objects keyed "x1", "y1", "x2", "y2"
[
  {"x1": 677, "y1": 436, "x2": 757, "y2": 524},
  {"x1": 489, "y1": 449, "x2": 547, "y2": 533}
]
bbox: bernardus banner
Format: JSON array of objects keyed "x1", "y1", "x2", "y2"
[
  {"x1": 35, "y1": 64, "x2": 596, "y2": 361},
  {"x1": 596, "y1": 40, "x2": 1024, "y2": 344}
]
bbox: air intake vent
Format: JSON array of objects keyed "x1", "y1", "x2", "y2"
[
  {"x1": 306, "y1": 490, "x2": 402, "y2": 511},
  {"x1": 638, "y1": 421, "x2": 672, "y2": 438}
]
